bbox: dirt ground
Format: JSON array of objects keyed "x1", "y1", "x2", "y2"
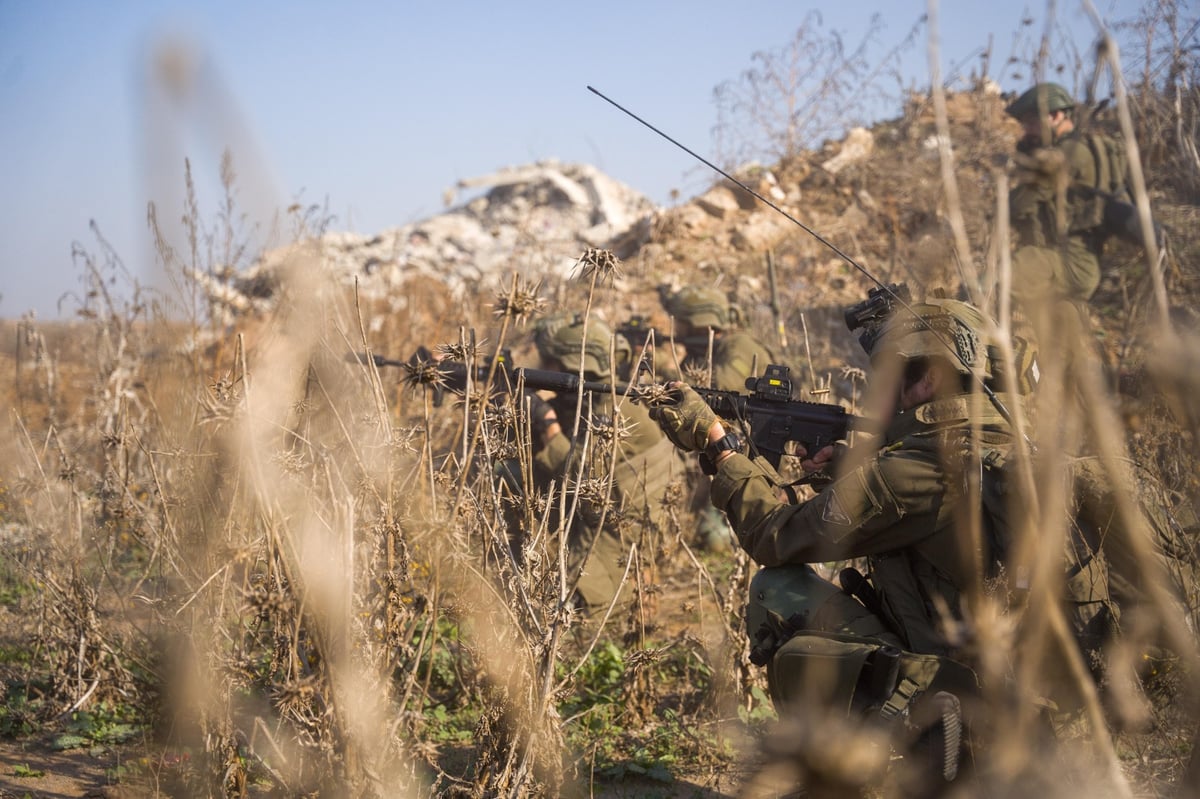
[{"x1": 0, "y1": 738, "x2": 122, "y2": 798}]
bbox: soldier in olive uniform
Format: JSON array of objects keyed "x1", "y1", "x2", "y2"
[
  {"x1": 649, "y1": 295, "x2": 1052, "y2": 791},
  {"x1": 1007, "y1": 82, "x2": 1107, "y2": 310},
  {"x1": 662, "y1": 285, "x2": 776, "y2": 390},
  {"x1": 518, "y1": 313, "x2": 680, "y2": 614},
  {"x1": 661, "y1": 286, "x2": 777, "y2": 550},
  {"x1": 653, "y1": 297, "x2": 1022, "y2": 655}
]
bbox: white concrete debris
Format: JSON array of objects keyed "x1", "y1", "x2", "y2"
[
  {"x1": 821, "y1": 127, "x2": 875, "y2": 176},
  {"x1": 204, "y1": 159, "x2": 656, "y2": 315}
]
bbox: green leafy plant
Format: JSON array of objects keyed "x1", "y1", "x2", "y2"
[{"x1": 12, "y1": 763, "x2": 45, "y2": 778}]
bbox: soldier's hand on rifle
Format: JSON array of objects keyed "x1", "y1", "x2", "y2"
[
  {"x1": 798, "y1": 444, "x2": 836, "y2": 474},
  {"x1": 649, "y1": 383, "x2": 720, "y2": 452}
]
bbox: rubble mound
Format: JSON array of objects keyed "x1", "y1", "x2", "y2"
[{"x1": 190, "y1": 159, "x2": 657, "y2": 316}]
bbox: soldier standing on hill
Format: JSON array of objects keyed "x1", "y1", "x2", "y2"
[{"x1": 1003, "y1": 81, "x2": 1123, "y2": 343}]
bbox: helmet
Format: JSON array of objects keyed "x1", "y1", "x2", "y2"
[
  {"x1": 860, "y1": 297, "x2": 991, "y2": 379},
  {"x1": 1006, "y1": 82, "x2": 1075, "y2": 119},
  {"x1": 852, "y1": 289, "x2": 1039, "y2": 394},
  {"x1": 533, "y1": 313, "x2": 625, "y2": 379},
  {"x1": 664, "y1": 286, "x2": 731, "y2": 330}
]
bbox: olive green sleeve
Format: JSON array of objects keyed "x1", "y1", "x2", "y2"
[
  {"x1": 532, "y1": 430, "x2": 572, "y2": 485},
  {"x1": 710, "y1": 447, "x2": 947, "y2": 566},
  {"x1": 710, "y1": 334, "x2": 775, "y2": 392}
]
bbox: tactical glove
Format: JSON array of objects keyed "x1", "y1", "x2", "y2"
[{"x1": 650, "y1": 385, "x2": 718, "y2": 452}]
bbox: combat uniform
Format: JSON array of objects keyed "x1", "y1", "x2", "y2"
[
  {"x1": 713, "y1": 393, "x2": 1015, "y2": 657},
  {"x1": 1010, "y1": 130, "x2": 1104, "y2": 305},
  {"x1": 516, "y1": 313, "x2": 679, "y2": 614},
  {"x1": 533, "y1": 393, "x2": 676, "y2": 611},
  {"x1": 663, "y1": 285, "x2": 777, "y2": 551},
  {"x1": 655, "y1": 297, "x2": 1047, "y2": 698}
]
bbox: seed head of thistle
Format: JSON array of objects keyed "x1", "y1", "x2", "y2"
[
  {"x1": 682, "y1": 363, "x2": 711, "y2": 387},
  {"x1": 270, "y1": 449, "x2": 308, "y2": 475},
  {"x1": 272, "y1": 676, "x2": 319, "y2": 719},
  {"x1": 486, "y1": 399, "x2": 518, "y2": 428},
  {"x1": 451, "y1": 384, "x2": 507, "y2": 417},
  {"x1": 573, "y1": 476, "x2": 613, "y2": 508},
  {"x1": 625, "y1": 643, "x2": 673, "y2": 671},
  {"x1": 389, "y1": 425, "x2": 423, "y2": 453},
  {"x1": 637, "y1": 382, "x2": 677, "y2": 409},
  {"x1": 573, "y1": 247, "x2": 624, "y2": 285},
  {"x1": 401, "y1": 354, "x2": 448, "y2": 393},
  {"x1": 493, "y1": 278, "x2": 546, "y2": 325},
  {"x1": 588, "y1": 411, "x2": 635, "y2": 446},
  {"x1": 437, "y1": 339, "x2": 488, "y2": 363}
]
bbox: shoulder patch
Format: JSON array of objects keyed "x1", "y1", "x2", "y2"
[{"x1": 821, "y1": 488, "x2": 853, "y2": 526}]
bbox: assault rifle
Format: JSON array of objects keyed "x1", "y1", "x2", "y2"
[
  {"x1": 348, "y1": 347, "x2": 515, "y2": 406},
  {"x1": 514, "y1": 363, "x2": 878, "y2": 471}
]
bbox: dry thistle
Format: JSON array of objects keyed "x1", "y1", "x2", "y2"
[
  {"x1": 492, "y1": 277, "x2": 546, "y2": 325},
  {"x1": 437, "y1": 339, "x2": 488, "y2": 363},
  {"x1": 587, "y1": 411, "x2": 635, "y2": 447},
  {"x1": 681, "y1": 363, "x2": 710, "y2": 387},
  {"x1": 200, "y1": 377, "x2": 245, "y2": 425},
  {"x1": 636, "y1": 382, "x2": 676, "y2": 409},
  {"x1": 209, "y1": 374, "x2": 242, "y2": 402},
  {"x1": 272, "y1": 675, "x2": 320, "y2": 720},
  {"x1": 401, "y1": 354, "x2": 448, "y2": 394},
  {"x1": 270, "y1": 449, "x2": 309, "y2": 474},
  {"x1": 625, "y1": 643, "x2": 673, "y2": 671},
  {"x1": 243, "y1": 585, "x2": 296, "y2": 620},
  {"x1": 389, "y1": 425, "x2": 424, "y2": 453},
  {"x1": 572, "y1": 247, "x2": 624, "y2": 286},
  {"x1": 572, "y1": 476, "x2": 614, "y2": 509}
]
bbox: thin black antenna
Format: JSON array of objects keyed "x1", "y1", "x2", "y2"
[
  {"x1": 587, "y1": 84, "x2": 1021, "y2": 430},
  {"x1": 588, "y1": 85, "x2": 882, "y2": 293}
]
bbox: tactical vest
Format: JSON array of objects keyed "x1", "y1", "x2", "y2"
[{"x1": 1011, "y1": 132, "x2": 1109, "y2": 250}]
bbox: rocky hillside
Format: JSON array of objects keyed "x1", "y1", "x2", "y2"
[
  {"x1": 195, "y1": 84, "x2": 1200, "y2": 512},
  {"x1": 209, "y1": 86, "x2": 1196, "y2": 387}
]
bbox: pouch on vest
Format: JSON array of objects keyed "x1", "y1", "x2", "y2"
[{"x1": 745, "y1": 565, "x2": 899, "y2": 666}]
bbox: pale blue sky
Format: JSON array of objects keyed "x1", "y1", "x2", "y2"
[{"x1": 1, "y1": 0, "x2": 1143, "y2": 319}]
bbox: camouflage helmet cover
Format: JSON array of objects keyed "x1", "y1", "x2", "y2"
[
  {"x1": 863, "y1": 298, "x2": 991, "y2": 379},
  {"x1": 533, "y1": 312, "x2": 626, "y2": 379},
  {"x1": 1006, "y1": 82, "x2": 1075, "y2": 119},
  {"x1": 665, "y1": 286, "x2": 731, "y2": 330}
]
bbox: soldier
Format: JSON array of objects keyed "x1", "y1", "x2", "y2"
[
  {"x1": 513, "y1": 313, "x2": 680, "y2": 615},
  {"x1": 648, "y1": 293, "x2": 1053, "y2": 792},
  {"x1": 1004, "y1": 80, "x2": 1146, "y2": 388},
  {"x1": 660, "y1": 285, "x2": 777, "y2": 551},
  {"x1": 1006, "y1": 82, "x2": 1110, "y2": 312},
  {"x1": 661, "y1": 285, "x2": 775, "y2": 391}
]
